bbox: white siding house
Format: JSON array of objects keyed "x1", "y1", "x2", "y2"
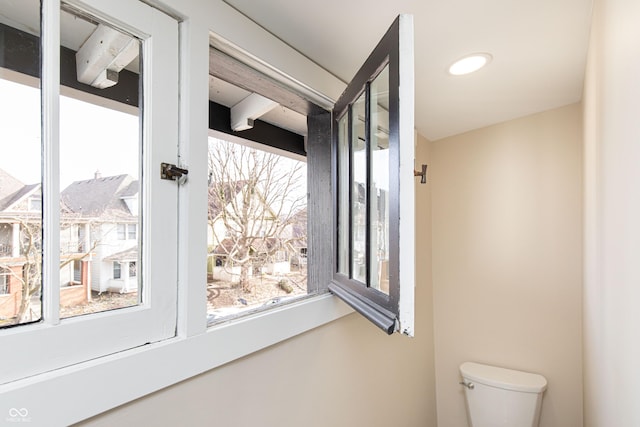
[{"x1": 61, "y1": 173, "x2": 139, "y2": 293}]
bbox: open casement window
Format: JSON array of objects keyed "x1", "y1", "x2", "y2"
[
  {"x1": 329, "y1": 15, "x2": 415, "y2": 335},
  {"x1": 0, "y1": 0, "x2": 178, "y2": 384}
]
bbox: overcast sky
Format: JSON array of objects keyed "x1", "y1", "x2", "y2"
[{"x1": 0, "y1": 77, "x2": 139, "y2": 190}]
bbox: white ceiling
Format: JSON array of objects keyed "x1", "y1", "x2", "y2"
[{"x1": 222, "y1": 0, "x2": 593, "y2": 141}]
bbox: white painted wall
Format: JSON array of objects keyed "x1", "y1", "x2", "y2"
[
  {"x1": 432, "y1": 104, "x2": 583, "y2": 427},
  {"x1": 583, "y1": 0, "x2": 640, "y2": 425}
]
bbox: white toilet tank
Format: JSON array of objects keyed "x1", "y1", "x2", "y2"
[{"x1": 459, "y1": 362, "x2": 547, "y2": 427}]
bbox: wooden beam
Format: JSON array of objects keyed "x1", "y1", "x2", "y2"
[
  {"x1": 230, "y1": 92, "x2": 277, "y2": 131},
  {"x1": 209, "y1": 101, "x2": 306, "y2": 157},
  {"x1": 0, "y1": 22, "x2": 139, "y2": 107},
  {"x1": 209, "y1": 47, "x2": 322, "y2": 117},
  {"x1": 75, "y1": 24, "x2": 138, "y2": 89}
]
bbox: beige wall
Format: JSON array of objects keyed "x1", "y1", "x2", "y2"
[
  {"x1": 583, "y1": 0, "x2": 640, "y2": 425},
  {"x1": 78, "y1": 135, "x2": 436, "y2": 427},
  {"x1": 432, "y1": 104, "x2": 583, "y2": 427}
]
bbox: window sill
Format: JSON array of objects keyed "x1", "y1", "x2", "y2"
[{"x1": 1, "y1": 293, "x2": 352, "y2": 426}]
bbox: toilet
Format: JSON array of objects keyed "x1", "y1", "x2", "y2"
[{"x1": 459, "y1": 362, "x2": 547, "y2": 427}]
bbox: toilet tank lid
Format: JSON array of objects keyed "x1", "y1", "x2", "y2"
[{"x1": 460, "y1": 362, "x2": 547, "y2": 393}]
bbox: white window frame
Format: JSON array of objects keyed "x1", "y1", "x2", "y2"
[
  {"x1": 0, "y1": 2, "x2": 414, "y2": 425},
  {"x1": 0, "y1": 0, "x2": 179, "y2": 384}
]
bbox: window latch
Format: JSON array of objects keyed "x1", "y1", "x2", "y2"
[{"x1": 161, "y1": 162, "x2": 189, "y2": 181}]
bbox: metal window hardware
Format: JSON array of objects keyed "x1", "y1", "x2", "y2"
[
  {"x1": 161, "y1": 163, "x2": 189, "y2": 181},
  {"x1": 414, "y1": 164, "x2": 427, "y2": 184},
  {"x1": 459, "y1": 381, "x2": 475, "y2": 390}
]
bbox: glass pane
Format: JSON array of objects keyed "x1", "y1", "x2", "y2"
[
  {"x1": 59, "y1": 8, "x2": 141, "y2": 318},
  {"x1": 351, "y1": 92, "x2": 366, "y2": 283},
  {"x1": 369, "y1": 65, "x2": 390, "y2": 294},
  {"x1": 207, "y1": 137, "x2": 308, "y2": 322},
  {"x1": 0, "y1": 0, "x2": 42, "y2": 327},
  {"x1": 337, "y1": 113, "x2": 349, "y2": 275}
]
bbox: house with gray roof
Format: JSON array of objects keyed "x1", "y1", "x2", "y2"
[
  {"x1": 0, "y1": 168, "x2": 93, "y2": 319},
  {"x1": 0, "y1": 169, "x2": 43, "y2": 319},
  {"x1": 0, "y1": 168, "x2": 139, "y2": 320},
  {"x1": 61, "y1": 172, "x2": 139, "y2": 293}
]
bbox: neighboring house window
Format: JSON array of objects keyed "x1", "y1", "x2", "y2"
[
  {"x1": 73, "y1": 260, "x2": 82, "y2": 283},
  {"x1": 76, "y1": 225, "x2": 86, "y2": 253},
  {"x1": 0, "y1": 243, "x2": 11, "y2": 257},
  {"x1": 112, "y1": 261, "x2": 136, "y2": 281},
  {"x1": 29, "y1": 196, "x2": 42, "y2": 212},
  {"x1": 127, "y1": 224, "x2": 136, "y2": 240},
  {"x1": 117, "y1": 224, "x2": 126, "y2": 240},
  {"x1": 113, "y1": 263, "x2": 121, "y2": 280},
  {"x1": 117, "y1": 224, "x2": 136, "y2": 240},
  {"x1": 0, "y1": 273, "x2": 8, "y2": 295}
]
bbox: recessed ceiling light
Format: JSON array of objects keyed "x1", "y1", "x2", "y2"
[{"x1": 448, "y1": 53, "x2": 492, "y2": 76}]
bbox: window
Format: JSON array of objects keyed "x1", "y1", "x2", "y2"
[
  {"x1": 0, "y1": 0, "x2": 42, "y2": 326},
  {"x1": 29, "y1": 196, "x2": 42, "y2": 212},
  {"x1": 113, "y1": 262, "x2": 121, "y2": 280},
  {"x1": 329, "y1": 15, "x2": 415, "y2": 335},
  {"x1": 208, "y1": 15, "x2": 414, "y2": 335},
  {"x1": 112, "y1": 262, "x2": 135, "y2": 280},
  {"x1": 127, "y1": 224, "x2": 136, "y2": 240},
  {"x1": 0, "y1": 273, "x2": 8, "y2": 295},
  {"x1": 129, "y1": 261, "x2": 136, "y2": 278},
  {"x1": 73, "y1": 260, "x2": 81, "y2": 282},
  {"x1": 1, "y1": 4, "x2": 415, "y2": 424},
  {"x1": 206, "y1": 134, "x2": 308, "y2": 322},
  {"x1": 117, "y1": 224, "x2": 126, "y2": 240},
  {"x1": 207, "y1": 37, "x2": 314, "y2": 323},
  {"x1": 116, "y1": 224, "x2": 136, "y2": 240},
  {"x1": 0, "y1": 0, "x2": 179, "y2": 384}
]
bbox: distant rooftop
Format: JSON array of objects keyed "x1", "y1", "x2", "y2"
[{"x1": 61, "y1": 174, "x2": 138, "y2": 219}]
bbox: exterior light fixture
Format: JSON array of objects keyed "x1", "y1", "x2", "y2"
[{"x1": 448, "y1": 53, "x2": 492, "y2": 76}]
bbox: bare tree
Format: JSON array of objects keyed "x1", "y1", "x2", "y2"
[
  {"x1": 9, "y1": 218, "x2": 41, "y2": 324},
  {"x1": 208, "y1": 138, "x2": 306, "y2": 292},
  {"x1": 0, "y1": 215, "x2": 97, "y2": 325}
]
